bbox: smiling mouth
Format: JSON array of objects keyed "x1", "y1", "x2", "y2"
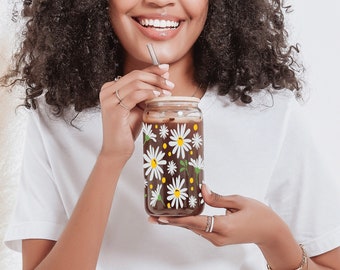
[{"x1": 134, "y1": 17, "x2": 181, "y2": 29}]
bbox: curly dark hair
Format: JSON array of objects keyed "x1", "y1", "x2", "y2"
[{"x1": 2, "y1": 0, "x2": 302, "y2": 116}]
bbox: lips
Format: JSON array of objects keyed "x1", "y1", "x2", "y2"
[
  {"x1": 133, "y1": 17, "x2": 181, "y2": 30},
  {"x1": 132, "y1": 16, "x2": 183, "y2": 40}
]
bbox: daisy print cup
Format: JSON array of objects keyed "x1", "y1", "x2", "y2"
[{"x1": 142, "y1": 97, "x2": 205, "y2": 216}]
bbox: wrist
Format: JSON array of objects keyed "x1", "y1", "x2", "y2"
[
  {"x1": 257, "y1": 224, "x2": 306, "y2": 270},
  {"x1": 97, "y1": 151, "x2": 127, "y2": 171},
  {"x1": 266, "y1": 244, "x2": 308, "y2": 270},
  {"x1": 99, "y1": 148, "x2": 130, "y2": 165}
]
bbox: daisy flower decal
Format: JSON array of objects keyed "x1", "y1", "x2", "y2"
[
  {"x1": 189, "y1": 155, "x2": 204, "y2": 184},
  {"x1": 142, "y1": 123, "x2": 156, "y2": 144},
  {"x1": 167, "y1": 176, "x2": 188, "y2": 209},
  {"x1": 192, "y1": 132, "x2": 203, "y2": 149},
  {"x1": 167, "y1": 160, "x2": 177, "y2": 176},
  {"x1": 150, "y1": 184, "x2": 164, "y2": 207},
  {"x1": 143, "y1": 146, "x2": 166, "y2": 181},
  {"x1": 188, "y1": 195, "x2": 197, "y2": 208},
  {"x1": 189, "y1": 155, "x2": 204, "y2": 174},
  {"x1": 159, "y1": 124, "x2": 169, "y2": 139},
  {"x1": 169, "y1": 124, "x2": 192, "y2": 159}
]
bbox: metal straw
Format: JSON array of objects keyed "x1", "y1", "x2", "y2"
[{"x1": 146, "y1": 43, "x2": 160, "y2": 65}]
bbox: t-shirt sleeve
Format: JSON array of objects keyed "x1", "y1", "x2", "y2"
[
  {"x1": 4, "y1": 110, "x2": 68, "y2": 252},
  {"x1": 266, "y1": 101, "x2": 340, "y2": 257}
]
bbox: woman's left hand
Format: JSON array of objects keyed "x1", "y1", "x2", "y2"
[
  {"x1": 150, "y1": 185, "x2": 340, "y2": 269},
  {"x1": 149, "y1": 184, "x2": 292, "y2": 248}
]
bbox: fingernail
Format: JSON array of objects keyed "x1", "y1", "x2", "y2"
[
  {"x1": 158, "y1": 218, "x2": 169, "y2": 224},
  {"x1": 158, "y1": 64, "x2": 169, "y2": 70},
  {"x1": 162, "y1": 90, "x2": 172, "y2": 96},
  {"x1": 165, "y1": 80, "x2": 175, "y2": 88},
  {"x1": 162, "y1": 72, "x2": 170, "y2": 80},
  {"x1": 153, "y1": 90, "x2": 161, "y2": 96},
  {"x1": 148, "y1": 217, "x2": 158, "y2": 224}
]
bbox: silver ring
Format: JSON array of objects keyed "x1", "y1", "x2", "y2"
[
  {"x1": 115, "y1": 89, "x2": 123, "y2": 102},
  {"x1": 118, "y1": 100, "x2": 130, "y2": 111},
  {"x1": 205, "y1": 216, "x2": 215, "y2": 233}
]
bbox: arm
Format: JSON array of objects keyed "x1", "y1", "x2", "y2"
[
  {"x1": 151, "y1": 185, "x2": 340, "y2": 270},
  {"x1": 22, "y1": 240, "x2": 55, "y2": 270},
  {"x1": 259, "y1": 231, "x2": 340, "y2": 270},
  {"x1": 26, "y1": 154, "x2": 125, "y2": 270},
  {"x1": 22, "y1": 64, "x2": 174, "y2": 270},
  {"x1": 310, "y1": 249, "x2": 340, "y2": 269}
]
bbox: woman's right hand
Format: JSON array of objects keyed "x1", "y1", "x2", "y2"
[{"x1": 99, "y1": 64, "x2": 174, "y2": 161}]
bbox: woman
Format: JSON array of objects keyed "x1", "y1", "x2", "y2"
[{"x1": 2, "y1": 0, "x2": 340, "y2": 269}]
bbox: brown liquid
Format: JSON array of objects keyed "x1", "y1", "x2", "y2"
[{"x1": 143, "y1": 120, "x2": 204, "y2": 216}]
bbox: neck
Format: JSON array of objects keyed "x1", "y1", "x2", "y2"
[{"x1": 167, "y1": 56, "x2": 205, "y2": 98}]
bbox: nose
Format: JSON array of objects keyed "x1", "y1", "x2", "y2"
[{"x1": 144, "y1": 0, "x2": 175, "y2": 8}]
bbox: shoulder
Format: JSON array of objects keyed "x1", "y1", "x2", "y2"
[
  {"x1": 30, "y1": 94, "x2": 101, "y2": 132},
  {"x1": 204, "y1": 86, "x2": 302, "y2": 124},
  {"x1": 248, "y1": 88, "x2": 301, "y2": 116}
]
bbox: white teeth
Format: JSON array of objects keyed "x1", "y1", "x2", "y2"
[{"x1": 139, "y1": 19, "x2": 179, "y2": 28}]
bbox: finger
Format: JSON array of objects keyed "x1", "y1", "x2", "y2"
[
  {"x1": 103, "y1": 64, "x2": 169, "y2": 92},
  {"x1": 114, "y1": 70, "x2": 175, "y2": 94},
  {"x1": 156, "y1": 215, "x2": 224, "y2": 234},
  {"x1": 156, "y1": 215, "x2": 228, "y2": 240},
  {"x1": 100, "y1": 65, "x2": 174, "y2": 102},
  {"x1": 103, "y1": 76, "x2": 173, "y2": 106},
  {"x1": 101, "y1": 82, "x2": 163, "y2": 111},
  {"x1": 191, "y1": 228, "x2": 228, "y2": 247},
  {"x1": 202, "y1": 184, "x2": 245, "y2": 210},
  {"x1": 156, "y1": 215, "x2": 208, "y2": 231},
  {"x1": 143, "y1": 63, "x2": 170, "y2": 75},
  {"x1": 101, "y1": 81, "x2": 116, "y2": 91},
  {"x1": 191, "y1": 227, "x2": 219, "y2": 239},
  {"x1": 116, "y1": 89, "x2": 163, "y2": 115},
  {"x1": 115, "y1": 80, "x2": 169, "y2": 101},
  {"x1": 162, "y1": 215, "x2": 234, "y2": 247}
]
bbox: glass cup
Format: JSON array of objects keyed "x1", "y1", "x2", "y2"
[{"x1": 142, "y1": 96, "x2": 205, "y2": 216}]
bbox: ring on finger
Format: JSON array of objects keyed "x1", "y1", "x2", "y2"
[
  {"x1": 205, "y1": 216, "x2": 215, "y2": 233},
  {"x1": 118, "y1": 100, "x2": 130, "y2": 111},
  {"x1": 115, "y1": 89, "x2": 123, "y2": 102}
]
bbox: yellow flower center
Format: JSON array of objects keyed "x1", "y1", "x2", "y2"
[
  {"x1": 174, "y1": 189, "x2": 181, "y2": 198},
  {"x1": 151, "y1": 158, "x2": 158, "y2": 169},
  {"x1": 177, "y1": 136, "x2": 184, "y2": 146}
]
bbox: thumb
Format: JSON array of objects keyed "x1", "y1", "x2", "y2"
[{"x1": 202, "y1": 184, "x2": 244, "y2": 210}]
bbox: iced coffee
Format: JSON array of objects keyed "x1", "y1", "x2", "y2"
[{"x1": 142, "y1": 96, "x2": 204, "y2": 216}]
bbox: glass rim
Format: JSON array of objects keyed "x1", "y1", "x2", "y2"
[{"x1": 145, "y1": 96, "x2": 200, "y2": 104}]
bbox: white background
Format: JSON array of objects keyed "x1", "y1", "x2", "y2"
[
  {"x1": 1, "y1": 1, "x2": 339, "y2": 269},
  {"x1": 288, "y1": 1, "x2": 340, "y2": 173}
]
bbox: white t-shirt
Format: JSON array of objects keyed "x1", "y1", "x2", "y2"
[{"x1": 4, "y1": 87, "x2": 340, "y2": 269}]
